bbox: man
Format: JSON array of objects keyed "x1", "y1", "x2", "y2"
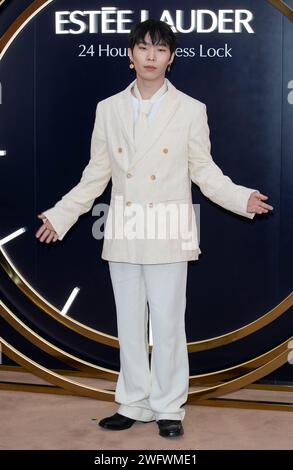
[{"x1": 36, "y1": 19, "x2": 273, "y2": 438}]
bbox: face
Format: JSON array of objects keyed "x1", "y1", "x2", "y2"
[{"x1": 128, "y1": 32, "x2": 175, "y2": 81}]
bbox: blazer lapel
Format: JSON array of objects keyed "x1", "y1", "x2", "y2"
[
  {"x1": 116, "y1": 78, "x2": 181, "y2": 169},
  {"x1": 116, "y1": 78, "x2": 136, "y2": 152}
]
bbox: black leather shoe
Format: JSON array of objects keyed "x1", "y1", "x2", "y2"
[
  {"x1": 98, "y1": 412, "x2": 136, "y2": 430},
  {"x1": 157, "y1": 420, "x2": 184, "y2": 437}
]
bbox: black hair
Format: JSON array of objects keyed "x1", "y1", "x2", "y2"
[{"x1": 128, "y1": 19, "x2": 177, "y2": 56}]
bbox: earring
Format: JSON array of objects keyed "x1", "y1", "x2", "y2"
[
  {"x1": 167, "y1": 64, "x2": 171, "y2": 72},
  {"x1": 129, "y1": 62, "x2": 135, "y2": 69}
]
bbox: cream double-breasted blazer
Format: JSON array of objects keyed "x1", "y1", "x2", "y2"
[{"x1": 43, "y1": 78, "x2": 257, "y2": 264}]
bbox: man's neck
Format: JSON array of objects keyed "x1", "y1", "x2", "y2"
[{"x1": 134, "y1": 76, "x2": 166, "y2": 100}]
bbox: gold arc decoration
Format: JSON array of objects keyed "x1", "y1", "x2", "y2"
[
  {"x1": 0, "y1": 0, "x2": 54, "y2": 60},
  {"x1": 0, "y1": 249, "x2": 119, "y2": 348},
  {"x1": 0, "y1": 0, "x2": 293, "y2": 410},
  {"x1": 0, "y1": 337, "x2": 115, "y2": 401},
  {"x1": 187, "y1": 346, "x2": 292, "y2": 401},
  {"x1": 189, "y1": 339, "x2": 290, "y2": 385},
  {"x1": 0, "y1": 299, "x2": 291, "y2": 386},
  {"x1": 1, "y1": 336, "x2": 292, "y2": 409},
  {"x1": 267, "y1": 0, "x2": 293, "y2": 21},
  {"x1": 1, "y1": 249, "x2": 292, "y2": 352},
  {"x1": 3, "y1": 365, "x2": 293, "y2": 391},
  {"x1": 0, "y1": 300, "x2": 118, "y2": 381}
]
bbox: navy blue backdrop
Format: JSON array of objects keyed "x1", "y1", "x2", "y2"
[{"x1": 0, "y1": 0, "x2": 292, "y2": 382}]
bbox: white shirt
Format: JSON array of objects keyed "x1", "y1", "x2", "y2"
[{"x1": 131, "y1": 79, "x2": 168, "y2": 122}]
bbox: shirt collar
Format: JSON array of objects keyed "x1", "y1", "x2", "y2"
[{"x1": 132, "y1": 78, "x2": 168, "y2": 103}]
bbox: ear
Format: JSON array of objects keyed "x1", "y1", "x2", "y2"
[{"x1": 168, "y1": 51, "x2": 175, "y2": 66}]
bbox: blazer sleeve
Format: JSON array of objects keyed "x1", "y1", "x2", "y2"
[
  {"x1": 42, "y1": 101, "x2": 112, "y2": 240},
  {"x1": 188, "y1": 103, "x2": 258, "y2": 219}
]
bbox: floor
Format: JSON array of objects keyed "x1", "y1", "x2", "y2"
[{"x1": 0, "y1": 371, "x2": 293, "y2": 450}]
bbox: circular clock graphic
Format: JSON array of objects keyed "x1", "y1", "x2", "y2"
[{"x1": 0, "y1": 0, "x2": 292, "y2": 401}]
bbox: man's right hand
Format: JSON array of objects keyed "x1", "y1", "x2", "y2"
[{"x1": 35, "y1": 214, "x2": 59, "y2": 243}]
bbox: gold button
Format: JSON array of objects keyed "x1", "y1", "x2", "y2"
[
  {"x1": 150, "y1": 174, "x2": 156, "y2": 180},
  {"x1": 163, "y1": 148, "x2": 168, "y2": 154},
  {"x1": 148, "y1": 202, "x2": 153, "y2": 208},
  {"x1": 127, "y1": 173, "x2": 132, "y2": 178},
  {"x1": 118, "y1": 147, "x2": 123, "y2": 153},
  {"x1": 126, "y1": 201, "x2": 132, "y2": 207}
]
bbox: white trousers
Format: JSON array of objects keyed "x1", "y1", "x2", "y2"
[{"x1": 108, "y1": 261, "x2": 189, "y2": 421}]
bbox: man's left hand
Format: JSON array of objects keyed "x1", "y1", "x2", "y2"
[{"x1": 247, "y1": 191, "x2": 274, "y2": 215}]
